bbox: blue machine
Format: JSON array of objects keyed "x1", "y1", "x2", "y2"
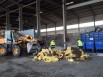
[
  {"x1": 85, "y1": 42, "x2": 94, "y2": 50},
  {"x1": 86, "y1": 33, "x2": 94, "y2": 50},
  {"x1": 95, "y1": 42, "x2": 103, "y2": 50},
  {"x1": 81, "y1": 32, "x2": 103, "y2": 50},
  {"x1": 81, "y1": 33, "x2": 86, "y2": 49},
  {"x1": 95, "y1": 32, "x2": 103, "y2": 50}
]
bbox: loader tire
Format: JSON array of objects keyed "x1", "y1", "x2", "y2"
[
  {"x1": 0, "y1": 45, "x2": 7, "y2": 56},
  {"x1": 32, "y1": 49, "x2": 38, "y2": 56},
  {"x1": 12, "y1": 45, "x2": 21, "y2": 57}
]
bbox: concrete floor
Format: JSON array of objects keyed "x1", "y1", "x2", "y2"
[{"x1": 0, "y1": 55, "x2": 103, "y2": 77}]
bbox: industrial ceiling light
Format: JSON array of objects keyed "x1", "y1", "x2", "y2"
[
  {"x1": 33, "y1": 11, "x2": 43, "y2": 16},
  {"x1": 66, "y1": 1, "x2": 74, "y2": 5},
  {"x1": 40, "y1": 11, "x2": 43, "y2": 13},
  {"x1": 16, "y1": 18, "x2": 19, "y2": 21}
]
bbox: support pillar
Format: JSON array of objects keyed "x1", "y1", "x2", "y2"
[
  {"x1": 36, "y1": 0, "x2": 41, "y2": 38},
  {"x1": 55, "y1": 23, "x2": 57, "y2": 36},
  {"x1": 62, "y1": 0, "x2": 67, "y2": 49},
  {"x1": 55, "y1": 23, "x2": 57, "y2": 40},
  {"x1": 19, "y1": 5, "x2": 23, "y2": 30},
  {"x1": 6, "y1": 9, "x2": 10, "y2": 30},
  {"x1": 78, "y1": 18, "x2": 80, "y2": 36},
  {"x1": 93, "y1": 15, "x2": 96, "y2": 29},
  {"x1": 46, "y1": 24, "x2": 47, "y2": 40}
]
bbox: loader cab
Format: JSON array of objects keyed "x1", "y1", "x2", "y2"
[
  {"x1": 5, "y1": 30, "x2": 20, "y2": 44},
  {"x1": 5, "y1": 30, "x2": 13, "y2": 44}
]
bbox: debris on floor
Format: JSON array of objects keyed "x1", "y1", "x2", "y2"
[{"x1": 32, "y1": 47, "x2": 91, "y2": 62}]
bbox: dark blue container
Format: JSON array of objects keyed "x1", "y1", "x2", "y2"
[
  {"x1": 99, "y1": 32, "x2": 103, "y2": 41},
  {"x1": 81, "y1": 32, "x2": 103, "y2": 50},
  {"x1": 81, "y1": 33, "x2": 94, "y2": 50},
  {"x1": 95, "y1": 42, "x2": 103, "y2": 50},
  {"x1": 81, "y1": 33, "x2": 86, "y2": 42},
  {"x1": 89, "y1": 33, "x2": 94, "y2": 42},
  {"x1": 81, "y1": 34, "x2": 86, "y2": 49},
  {"x1": 94, "y1": 32, "x2": 99, "y2": 42},
  {"x1": 95, "y1": 32, "x2": 103, "y2": 50},
  {"x1": 86, "y1": 42, "x2": 94, "y2": 49},
  {"x1": 83, "y1": 42, "x2": 86, "y2": 49},
  {"x1": 85, "y1": 33, "x2": 90, "y2": 41},
  {"x1": 85, "y1": 33, "x2": 94, "y2": 49}
]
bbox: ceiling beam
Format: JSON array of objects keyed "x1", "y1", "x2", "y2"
[
  {"x1": 44, "y1": 0, "x2": 61, "y2": 7},
  {"x1": 88, "y1": 6, "x2": 95, "y2": 16},
  {"x1": 22, "y1": 7, "x2": 57, "y2": 23},
  {"x1": 41, "y1": 15, "x2": 56, "y2": 23},
  {"x1": 67, "y1": 0, "x2": 103, "y2": 10},
  {"x1": 69, "y1": 10, "x2": 79, "y2": 18},
  {"x1": 25, "y1": 6, "x2": 63, "y2": 20},
  {"x1": 9, "y1": 0, "x2": 19, "y2": 6},
  {"x1": 0, "y1": 0, "x2": 62, "y2": 24},
  {"x1": 45, "y1": 0, "x2": 79, "y2": 18},
  {"x1": 22, "y1": 12, "x2": 52, "y2": 23},
  {"x1": 0, "y1": 7, "x2": 6, "y2": 11},
  {"x1": 43, "y1": 0, "x2": 62, "y2": 20},
  {"x1": 41, "y1": 8, "x2": 62, "y2": 20},
  {"x1": 7, "y1": 0, "x2": 47, "y2": 25}
]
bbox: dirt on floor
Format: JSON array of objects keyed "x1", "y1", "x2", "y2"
[{"x1": 0, "y1": 54, "x2": 103, "y2": 77}]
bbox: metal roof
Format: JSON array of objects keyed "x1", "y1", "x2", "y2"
[{"x1": 0, "y1": 0, "x2": 103, "y2": 29}]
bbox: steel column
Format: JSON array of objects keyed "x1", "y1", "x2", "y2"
[
  {"x1": 55, "y1": 23, "x2": 57, "y2": 40},
  {"x1": 36, "y1": 0, "x2": 41, "y2": 38},
  {"x1": 46, "y1": 24, "x2": 47, "y2": 40},
  {"x1": 62, "y1": 0, "x2": 67, "y2": 49},
  {"x1": 88, "y1": 6, "x2": 96, "y2": 30},
  {"x1": 6, "y1": 9, "x2": 10, "y2": 30},
  {"x1": 93, "y1": 15, "x2": 96, "y2": 29},
  {"x1": 55, "y1": 23, "x2": 57, "y2": 36},
  {"x1": 78, "y1": 18, "x2": 80, "y2": 35},
  {"x1": 19, "y1": 5, "x2": 23, "y2": 30}
]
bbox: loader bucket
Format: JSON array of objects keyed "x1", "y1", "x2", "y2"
[{"x1": 27, "y1": 42, "x2": 41, "y2": 54}]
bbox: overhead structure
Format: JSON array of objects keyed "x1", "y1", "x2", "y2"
[
  {"x1": 19, "y1": 5, "x2": 23, "y2": 30},
  {"x1": 0, "y1": 0, "x2": 102, "y2": 31},
  {"x1": 36, "y1": 0, "x2": 41, "y2": 38},
  {"x1": 88, "y1": 6, "x2": 96, "y2": 29},
  {"x1": 6, "y1": 9, "x2": 10, "y2": 30},
  {"x1": 67, "y1": 0, "x2": 103, "y2": 10},
  {"x1": 62, "y1": 0, "x2": 67, "y2": 49}
]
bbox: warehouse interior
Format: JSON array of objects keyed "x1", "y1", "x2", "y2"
[
  {"x1": 0, "y1": 0, "x2": 103, "y2": 47},
  {"x1": 0, "y1": 0, "x2": 103, "y2": 77}
]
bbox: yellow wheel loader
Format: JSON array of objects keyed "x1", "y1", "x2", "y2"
[{"x1": 0, "y1": 30, "x2": 41, "y2": 56}]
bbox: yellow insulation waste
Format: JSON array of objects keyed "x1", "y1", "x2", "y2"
[
  {"x1": 17, "y1": 35, "x2": 38, "y2": 44},
  {"x1": 32, "y1": 47, "x2": 91, "y2": 62},
  {"x1": 43, "y1": 56, "x2": 59, "y2": 62}
]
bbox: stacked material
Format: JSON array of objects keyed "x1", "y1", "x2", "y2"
[
  {"x1": 33, "y1": 47, "x2": 91, "y2": 62},
  {"x1": 16, "y1": 35, "x2": 38, "y2": 44},
  {"x1": 65, "y1": 47, "x2": 91, "y2": 62},
  {"x1": 33, "y1": 49, "x2": 64, "y2": 62}
]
